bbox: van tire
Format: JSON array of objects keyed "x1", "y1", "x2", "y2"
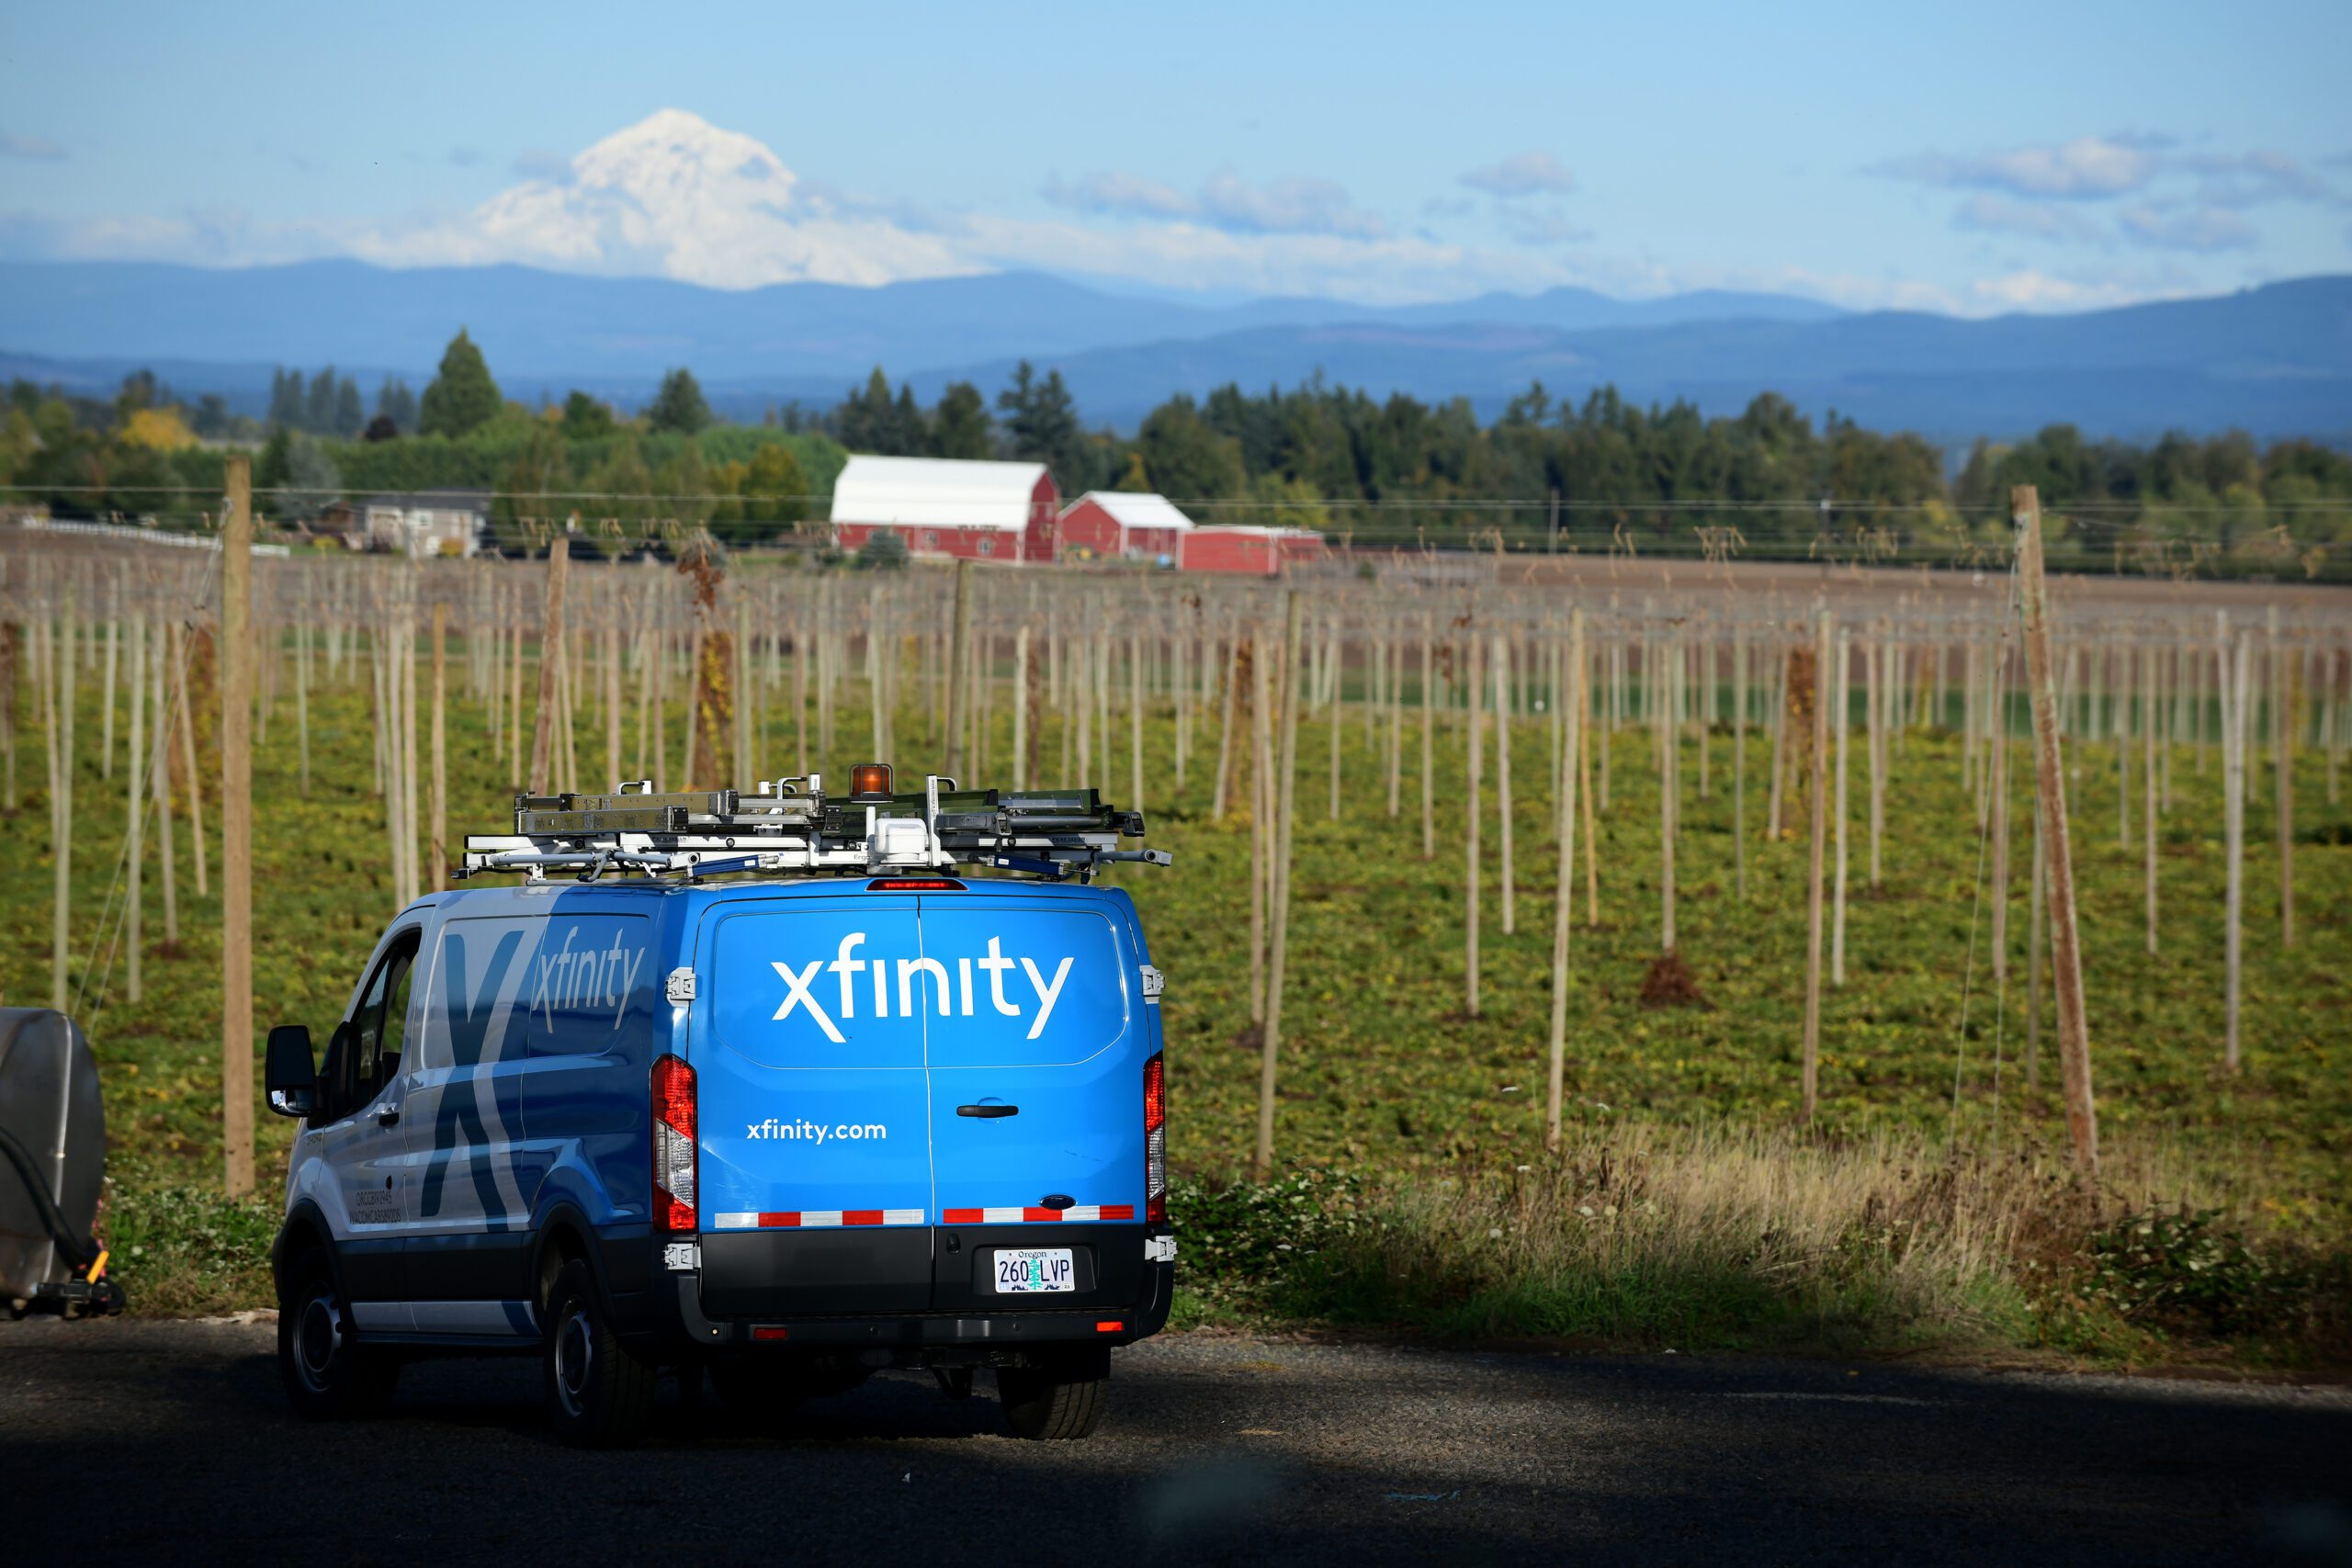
[
  {"x1": 277, "y1": 1250, "x2": 399, "y2": 1420},
  {"x1": 997, "y1": 1350, "x2": 1109, "y2": 1439},
  {"x1": 543, "y1": 1259, "x2": 657, "y2": 1448}
]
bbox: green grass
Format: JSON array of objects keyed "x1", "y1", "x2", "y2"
[{"x1": 5, "y1": 629, "x2": 2346, "y2": 1364}]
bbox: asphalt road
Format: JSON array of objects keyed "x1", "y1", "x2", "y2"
[{"x1": 6, "y1": 1316, "x2": 2349, "y2": 1567}]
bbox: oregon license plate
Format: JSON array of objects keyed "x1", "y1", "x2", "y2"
[{"x1": 993, "y1": 1247, "x2": 1075, "y2": 1293}]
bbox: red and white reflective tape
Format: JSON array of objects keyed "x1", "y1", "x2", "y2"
[
  {"x1": 941, "y1": 1204, "x2": 1136, "y2": 1224},
  {"x1": 710, "y1": 1208, "x2": 925, "y2": 1230}
]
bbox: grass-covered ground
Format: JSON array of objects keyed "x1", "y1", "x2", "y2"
[{"x1": 4, "y1": 623, "x2": 2346, "y2": 1366}]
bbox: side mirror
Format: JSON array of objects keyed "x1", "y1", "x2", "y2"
[{"x1": 266, "y1": 1024, "x2": 317, "y2": 1118}]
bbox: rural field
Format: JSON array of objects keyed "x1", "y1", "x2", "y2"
[{"x1": 5, "y1": 536, "x2": 2348, "y2": 1369}]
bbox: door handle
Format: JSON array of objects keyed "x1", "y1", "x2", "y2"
[
  {"x1": 956, "y1": 1104, "x2": 1018, "y2": 1119},
  {"x1": 377, "y1": 1109, "x2": 401, "y2": 1127}
]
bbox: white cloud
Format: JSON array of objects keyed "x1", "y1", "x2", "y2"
[
  {"x1": 2116, "y1": 204, "x2": 2257, "y2": 253},
  {"x1": 1043, "y1": 165, "x2": 1386, "y2": 238},
  {"x1": 1951, "y1": 193, "x2": 2104, "y2": 243},
  {"x1": 1041, "y1": 170, "x2": 1193, "y2": 220},
  {"x1": 1874, "y1": 134, "x2": 2160, "y2": 199},
  {"x1": 1497, "y1": 205, "x2": 1592, "y2": 246},
  {"x1": 1963, "y1": 267, "x2": 2197, "y2": 312},
  {"x1": 1461, "y1": 152, "x2": 1575, "y2": 197},
  {"x1": 1, "y1": 131, "x2": 66, "y2": 161},
  {"x1": 2174, "y1": 149, "x2": 2335, "y2": 209}
]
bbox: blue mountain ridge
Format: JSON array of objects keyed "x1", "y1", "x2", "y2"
[{"x1": 1, "y1": 260, "x2": 2344, "y2": 444}]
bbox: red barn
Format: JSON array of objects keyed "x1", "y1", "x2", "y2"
[
  {"x1": 829, "y1": 456, "x2": 1058, "y2": 562},
  {"x1": 1056, "y1": 491, "x2": 1196, "y2": 564},
  {"x1": 1180, "y1": 525, "x2": 1328, "y2": 576}
]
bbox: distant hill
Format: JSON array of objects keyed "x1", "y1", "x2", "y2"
[{"x1": 2, "y1": 259, "x2": 2345, "y2": 444}]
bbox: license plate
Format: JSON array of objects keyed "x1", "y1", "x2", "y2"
[{"x1": 993, "y1": 1247, "x2": 1075, "y2": 1293}]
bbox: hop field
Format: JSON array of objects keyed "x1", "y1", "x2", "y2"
[{"x1": 4, "y1": 557, "x2": 2346, "y2": 1363}]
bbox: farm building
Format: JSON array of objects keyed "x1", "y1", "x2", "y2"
[
  {"x1": 829, "y1": 456, "x2": 1059, "y2": 562},
  {"x1": 1181, "y1": 524, "x2": 1328, "y2": 576},
  {"x1": 351, "y1": 491, "x2": 490, "y2": 558},
  {"x1": 1057, "y1": 491, "x2": 1195, "y2": 563}
]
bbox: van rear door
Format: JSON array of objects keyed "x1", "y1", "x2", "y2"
[
  {"x1": 691, "y1": 895, "x2": 933, "y2": 1316},
  {"x1": 920, "y1": 892, "x2": 1147, "y2": 1314}
]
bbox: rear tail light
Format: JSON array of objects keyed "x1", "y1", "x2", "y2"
[
  {"x1": 652, "y1": 1054, "x2": 697, "y2": 1233},
  {"x1": 1143, "y1": 1053, "x2": 1167, "y2": 1225}
]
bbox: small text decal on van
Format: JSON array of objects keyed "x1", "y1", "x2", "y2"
[{"x1": 770, "y1": 932, "x2": 1076, "y2": 1044}]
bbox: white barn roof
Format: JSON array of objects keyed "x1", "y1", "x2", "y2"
[
  {"x1": 830, "y1": 456, "x2": 1048, "y2": 533},
  {"x1": 1068, "y1": 491, "x2": 1197, "y2": 532}
]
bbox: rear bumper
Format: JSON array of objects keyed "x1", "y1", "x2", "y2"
[{"x1": 621, "y1": 1230, "x2": 1174, "y2": 1364}]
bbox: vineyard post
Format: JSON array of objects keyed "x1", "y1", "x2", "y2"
[
  {"x1": 1464, "y1": 633, "x2": 1484, "y2": 1018},
  {"x1": 2224, "y1": 628, "x2": 2249, "y2": 1075},
  {"x1": 1419, "y1": 616, "x2": 1435, "y2": 859},
  {"x1": 150, "y1": 624, "x2": 177, "y2": 944},
  {"x1": 2026, "y1": 810, "x2": 2045, "y2": 1088},
  {"x1": 1495, "y1": 634, "x2": 1516, "y2": 937},
  {"x1": 100, "y1": 587, "x2": 118, "y2": 781},
  {"x1": 527, "y1": 537, "x2": 570, "y2": 794},
  {"x1": 2014, "y1": 485, "x2": 2098, "y2": 1168},
  {"x1": 1211, "y1": 626, "x2": 1238, "y2": 818},
  {"x1": 2143, "y1": 643, "x2": 2158, "y2": 955},
  {"x1": 1832, "y1": 625, "x2": 1850, "y2": 987},
  {"x1": 1546, "y1": 608, "x2": 1585, "y2": 1152},
  {"x1": 1011, "y1": 625, "x2": 1032, "y2": 792},
  {"x1": 1732, "y1": 628, "x2": 1747, "y2": 899},
  {"x1": 1248, "y1": 633, "x2": 1272, "y2": 1023},
  {"x1": 944, "y1": 558, "x2": 972, "y2": 777},
  {"x1": 2271, "y1": 611, "x2": 2294, "y2": 949},
  {"x1": 174, "y1": 615, "x2": 206, "y2": 897},
  {"x1": 221, "y1": 451, "x2": 255, "y2": 1197},
  {"x1": 124, "y1": 613, "x2": 145, "y2": 1003},
  {"x1": 431, "y1": 603, "x2": 447, "y2": 889},
  {"x1": 41, "y1": 611, "x2": 69, "y2": 1010},
  {"x1": 1802, "y1": 610, "x2": 1829, "y2": 1122},
  {"x1": 1253, "y1": 590, "x2": 1305, "y2": 1180},
  {"x1": 295, "y1": 616, "x2": 311, "y2": 794},
  {"x1": 1130, "y1": 630, "x2": 1146, "y2": 811}
]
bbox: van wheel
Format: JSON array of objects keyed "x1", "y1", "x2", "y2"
[
  {"x1": 277, "y1": 1250, "x2": 398, "y2": 1420},
  {"x1": 997, "y1": 1349, "x2": 1109, "y2": 1440},
  {"x1": 543, "y1": 1259, "x2": 657, "y2": 1448}
]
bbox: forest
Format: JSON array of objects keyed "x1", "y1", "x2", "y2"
[{"x1": 5, "y1": 327, "x2": 2349, "y2": 568}]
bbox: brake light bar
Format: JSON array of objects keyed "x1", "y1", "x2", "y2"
[
  {"x1": 1143, "y1": 1053, "x2": 1167, "y2": 1225},
  {"x1": 867, "y1": 877, "x2": 966, "y2": 891},
  {"x1": 651, "y1": 1054, "x2": 697, "y2": 1234}
]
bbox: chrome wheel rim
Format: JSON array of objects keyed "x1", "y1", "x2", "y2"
[
  {"x1": 554, "y1": 1307, "x2": 594, "y2": 1416},
  {"x1": 296, "y1": 1292, "x2": 342, "y2": 1392}
]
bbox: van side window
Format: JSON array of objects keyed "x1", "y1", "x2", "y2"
[{"x1": 331, "y1": 930, "x2": 421, "y2": 1118}]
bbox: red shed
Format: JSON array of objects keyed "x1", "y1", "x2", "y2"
[
  {"x1": 1056, "y1": 491, "x2": 1196, "y2": 564},
  {"x1": 829, "y1": 456, "x2": 1058, "y2": 563},
  {"x1": 1180, "y1": 525, "x2": 1328, "y2": 576}
]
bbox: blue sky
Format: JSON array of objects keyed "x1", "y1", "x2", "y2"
[{"x1": 2, "y1": 0, "x2": 2346, "y2": 312}]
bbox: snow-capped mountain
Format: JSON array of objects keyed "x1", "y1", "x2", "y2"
[{"x1": 406, "y1": 108, "x2": 970, "y2": 289}]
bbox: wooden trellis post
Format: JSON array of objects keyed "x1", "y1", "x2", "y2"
[
  {"x1": 2014, "y1": 486, "x2": 2098, "y2": 1168},
  {"x1": 221, "y1": 453, "x2": 255, "y2": 1197}
]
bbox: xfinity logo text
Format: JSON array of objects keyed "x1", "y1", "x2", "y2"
[
  {"x1": 771, "y1": 933, "x2": 1075, "y2": 1044},
  {"x1": 529, "y1": 925, "x2": 649, "y2": 1031},
  {"x1": 744, "y1": 1118, "x2": 888, "y2": 1145}
]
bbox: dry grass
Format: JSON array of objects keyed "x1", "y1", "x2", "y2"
[{"x1": 1176, "y1": 1120, "x2": 2347, "y2": 1365}]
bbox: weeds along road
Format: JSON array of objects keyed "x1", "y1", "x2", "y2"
[{"x1": 6, "y1": 1318, "x2": 2348, "y2": 1567}]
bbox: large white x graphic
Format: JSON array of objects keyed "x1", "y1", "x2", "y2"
[{"x1": 771, "y1": 960, "x2": 845, "y2": 1043}]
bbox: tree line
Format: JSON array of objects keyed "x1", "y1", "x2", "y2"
[{"x1": 4, "y1": 325, "x2": 2348, "y2": 571}]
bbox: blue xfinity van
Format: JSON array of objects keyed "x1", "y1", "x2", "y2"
[{"x1": 265, "y1": 773, "x2": 1173, "y2": 1446}]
